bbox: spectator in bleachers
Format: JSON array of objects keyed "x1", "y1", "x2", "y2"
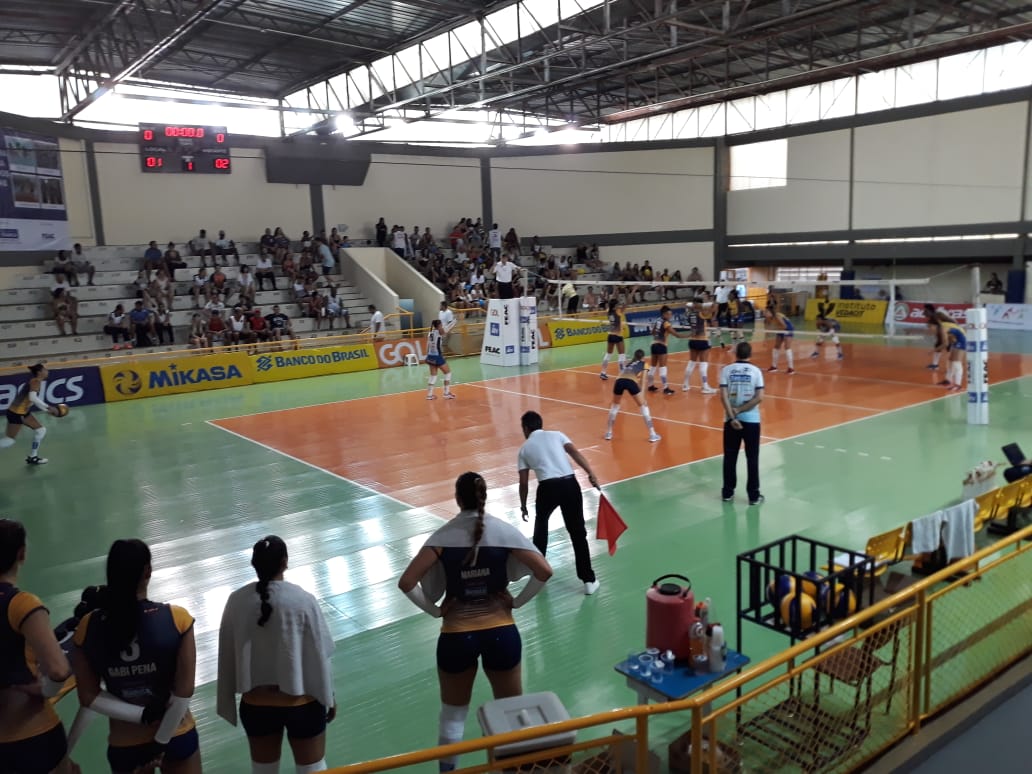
[
  {"x1": 316, "y1": 237, "x2": 335, "y2": 276},
  {"x1": 204, "y1": 294, "x2": 226, "y2": 319},
  {"x1": 51, "y1": 250, "x2": 78, "y2": 285},
  {"x1": 390, "y1": 225, "x2": 407, "y2": 257},
  {"x1": 255, "y1": 252, "x2": 276, "y2": 291},
  {"x1": 309, "y1": 292, "x2": 327, "y2": 330},
  {"x1": 105, "y1": 304, "x2": 132, "y2": 350},
  {"x1": 265, "y1": 306, "x2": 294, "y2": 345},
  {"x1": 407, "y1": 226, "x2": 420, "y2": 259},
  {"x1": 150, "y1": 268, "x2": 175, "y2": 310},
  {"x1": 191, "y1": 228, "x2": 216, "y2": 267},
  {"x1": 688, "y1": 267, "x2": 704, "y2": 282},
  {"x1": 51, "y1": 271, "x2": 73, "y2": 300},
  {"x1": 488, "y1": 223, "x2": 502, "y2": 259},
  {"x1": 132, "y1": 270, "x2": 154, "y2": 308},
  {"x1": 154, "y1": 305, "x2": 174, "y2": 345},
  {"x1": 191, "y1": 267, "x2": 208, "y2": 309},
  {"x1": 280, "y1": 252, "x2": 296, "y2": 284},
  {"x1": 52, "y1": 288, "x2": 79, "y2": 336},
  {"x1": 299, "y1": 230, "x2": 313, "y2": 252},
  {"x1": 298, "y1": 248, "x2": 314, "y2": 276},
  {"x1": 259, "y1": 227, "x2": 275, "y2": 256},
  {"x1": 214, "y1": 230, "x2": 240, "y2": 266},
  {"x1": 188, "y1": 314, "x2": 209, "y2": 349},
  {"x1": 209, "y1": 266, "x2": 230, "y2": 302},
  {"x1": 326, "y1": 286, "x2": 350, "y2": 329},
  {"x1": 164, "y1": 241, "x2": 187, "y2": 281},
  {"x1": 986, "y1": 273, "x2": 1004, "y2": 294},
  {"x1": 292, "y1": 276, "x2": 309, "y2": 311},
  {"x1": 272, "y1": 228, "x2": 290, "y2": 263},
  {"x1": 419, "y1": 227, "x2": 435, "y2": 257},
  {"x1": 238, "y1": 265, "x2": 256, "y2": 308},
  {"x1": 227, "y1": 308, "x2": 252, "y2": 349},
  {"x1": 129, "y1": 300, "x2": 155, "y2": 347},
  {"x1": 589, "y1": 243, "x2": 601, "y2": 267},
  {"x1": 376, "y1": 217, "x2": 388, "y2": 247},
  {"x1": 329, "y1": 227, "x2": 344, "y2": 257},
  {"x1": 143, "y1": 241, "x2": 164, "y2": 278},
  {"x1": 207, "y1": 309, "x2": 226, "y2": 347},
  {"x1": 248, "y1": 308, "x2": 270, "y2": 343},
  {"x1": 70, "y1": 243, "x2": 96, "y2": 285},
  {"x1": 531, "y1": 235, "x2": 542, "y2": 256}
]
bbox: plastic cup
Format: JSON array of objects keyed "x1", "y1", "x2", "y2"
[
  {"x1": 645, "y1": 647, "x2": 661, "y2": 658},
  {"x1": 640, "y1": 667, "x2": 652, "y2": 680},
  {"x1": 637, "y1": 654, "x2": 654, "y2": 668},
  {"x1": 626, "y1": 652, "x2": 640, "y2": 671},
  {"x1": 651, "y1": 671, "x2": 664, "y2": 685}
]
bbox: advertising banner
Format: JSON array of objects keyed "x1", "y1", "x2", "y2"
[
  {"x1": 546, "y1": 317, "x2": 630, "y2": 348},
  {"x1": 253, "y1": 343, "x2": 377, "y2": 383},
  {"x1": 519, "y1": 296, "x2": 539, "y2": 365},
  {"x1": 0, "y1": 365, "x2": 104, "y2": 410},
  {"x1": 887, "y1": 301, "x2": 972, "y2": 327},
  {"x1": 803, "y1": 299, "x2": 887, "y2": 324},
  {"x1": 375, "y1": 337, "x2": 426, "y2": 368},
  {"x1": 101, "y1": 353, "x2": 254, "y2": 402},
  {"x1": 965, "y1": 307, "x2": 989, "y2": 425},
  {"x1": 985, "y1": 303, "x2": 1032, "y2": 331},
  {"x1": 481, "y1": 299, "x2": 520, "y2": 366},
  {"x1": 0, "y1": 129, "x2": 69, "y2": 252}
]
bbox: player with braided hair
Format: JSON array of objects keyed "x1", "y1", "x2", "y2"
[
  {"x1": 217, "y1": 536, "x2": 336, "y2": 774},
  {"x1": 399, "y1": 472, "x2": 552, "y2": 772}
]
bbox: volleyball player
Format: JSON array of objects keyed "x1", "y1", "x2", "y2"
[
  {"x1": 646, "y1": 306, "x2": 688, "y2": 395},
  {"x1": 605, "y1": 349, "x2": 661, "y2": 442},
  {"x1": 599, "y1": 299, "x2": 626, "y2": 380},
  {"x1": 0, "y1": 519, "x2": 80, "y2": 774},
  {"x1": 682, "y1": 299, "x2": 718, "y2": 394},
  {"x1": 426, "y1": 319, "x2": 455, "y2": 400},
  {"x1": 924, "y1": 304, "x2": 955, "y2": 372},
  {"x1": 1, "y1": 363, "x2": 61, "y2": 465},
  {"x1": 722, "y1": 290, "x2": 745, "y2": 348},
  {"x1": 762, "y1": 308, "x2": 795, "y2": 374},
  {"x1": 811, "y1": 313, "x2": 844, "y2": 360},
  {"x1": 70, "y1": 539, "x2": 199, "y2": 774},
  {"x1": 218, "y1": 536, "x2": 336, "y2": 774},
  {"x1": 936, "y1": 316, "x2": 967, "y2": 391},
  {"x1": 398, "y1": 472, "x2": 552, "y2": 773}
]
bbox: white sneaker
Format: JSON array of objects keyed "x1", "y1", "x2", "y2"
[
  {"x1": 426, "y1": 394, "x2": 436, "y2": 400},
  {"x1": 604, "y1": 431, "x2": 612, "y2": 440},
  {"x1": 584, "y1": 580, "x2": 600, "y2": 595},
  {"x1": 444, "y1": 392, "x2": 456, "y2": 399},
  {"x1": 25, "y1": 456, "x2": 48, "y2": 465},
  {"x1": 681, "y1": 383, "x2": 690, "y2": 392},
  {"x1": 701, "y1": 385, "x2": 717, "y2": 394},
  {"x1": 649, "y1": 433, "x2": 662, "y2": 443}
]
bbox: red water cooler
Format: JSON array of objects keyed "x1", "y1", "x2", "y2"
[{"x1": 645, "y1": 574, "x2": 697, "y2": 660}]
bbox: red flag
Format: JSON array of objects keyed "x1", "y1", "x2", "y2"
[{"x1": 596, "y1": 494, "x2": 628, "y2": 555}]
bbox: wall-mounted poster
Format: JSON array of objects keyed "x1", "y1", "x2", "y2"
[{"x1": 0, "y1": 129, "x2": 69, "y2": 251}]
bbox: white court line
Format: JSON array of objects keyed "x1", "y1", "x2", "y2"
[{"x1": 465, "y1": 381, "x2": 780, "y2": 441}]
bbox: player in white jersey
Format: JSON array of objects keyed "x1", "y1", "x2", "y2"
[
  {"x1": 426, "y1": 319, "x2": 455, "y2": 400},
  {"x1": 604, "y1": 349, "x2": 661, "y2": 442},
  {"x1": 599, "y1": 299, "x2": 626, "y2": 380}
]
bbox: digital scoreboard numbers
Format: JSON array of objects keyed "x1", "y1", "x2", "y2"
[{"x1": 139, "y1": 124, "x2": 231, "y2": 174}]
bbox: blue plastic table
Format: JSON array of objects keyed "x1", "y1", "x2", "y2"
[{"x1": 614, "y1": 650, "x2": 750, "y2": 704}]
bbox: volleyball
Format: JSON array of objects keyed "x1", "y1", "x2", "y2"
[
  {"x1": 826, "y1": 584, "x2": 857, "y2": 619},
  {"x1": 780, "y1": 592, "x2": 818, "y2": 634},
  {"x1": 767, "y1": 575, "x2": 796, "y2": 613},
  {"x1": 55, "y1": 403, "x2": 70, "y2": 418},
  {"x1": 800, "y1": 570, "x2": 825, "y2": 599}
]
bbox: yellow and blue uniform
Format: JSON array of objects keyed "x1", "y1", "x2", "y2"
[
  {"x1": 0, "y1": 583, "x2": 68, "y2": 771},
  {"x1": 687, "y1": 307, "x2": 711, "y2": 351},
  {"x1": 607, "y1": 310, "x2": 623, "y2": 344},
  {"x1": 614, "y1": 359, "x2": 645, "y2": 397},
  {"x1": 727, "y1": 298, "x2": 742, "y2": 327},
  {"x1": 817, "y1": 317, "x2": 841, "y2": 334},
  {"x1": 943, "y1": 322, "x2": 967, "y2": 351},
  {"x1": 651, "y1": 319, "x2": 671, "y2": 356},
  {"x1": 74, "y1": 601, "x2": 197, "y2": 770},
  {"x1": 6, "y1": 379, "x2": 40, "y2": 426}
]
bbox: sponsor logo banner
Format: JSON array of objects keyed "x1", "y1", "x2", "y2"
[
  {"x1": 804, "y1": 299, "x2": 887, "y2": 324},
  {"x1": 100, "y1": 353, "x2": 254, "y2": 402},
  {"x1": 376, "y1": 338, "x2": 427, "y2": 368},
  {"x1": 888, "y1": 301, "x2": 971, "y2": 327},
  {"x1": 545, "y1": 318, "x2": 629, "y2": 348},
  {"x1": 252, "y1": 343, "x2": 377, "y2": 383},
  {"x1": 0, "y1": 365, "x2": 104, "y2": 410},
  {"x1": 986, "y1": 303, "x2": 1032, "y2": 331}
]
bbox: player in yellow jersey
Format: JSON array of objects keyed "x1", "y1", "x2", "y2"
[{"x1": 1, "y1": 364, "x2": 61, "y2": 465}]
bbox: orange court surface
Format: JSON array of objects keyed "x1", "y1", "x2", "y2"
[{"x1": 212, "y1": 342, "x2": 1032, "y2": 518}]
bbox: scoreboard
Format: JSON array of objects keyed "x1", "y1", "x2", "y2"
[{"x1": 138, "y1": 124, "x2": 231, "y2": 174}]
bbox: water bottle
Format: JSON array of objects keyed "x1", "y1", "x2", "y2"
[
  {"x1": 689, "y1": 621, "x2": 708, "y2": 670},
  {"x1": 708, "y1": 624, "x2": 726, "y2": 673}
]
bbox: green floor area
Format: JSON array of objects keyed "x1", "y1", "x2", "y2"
[{"x1": 9, "y1": 330, "x2": 1032, "y2": 772}]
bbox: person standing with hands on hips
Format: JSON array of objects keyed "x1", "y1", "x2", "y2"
[
  {"x1": 517, "y1": 411, "x2": 601, "y2": 595},
  {"x1": 719, "y1": 342, "x2": 765, "y2": 506}
]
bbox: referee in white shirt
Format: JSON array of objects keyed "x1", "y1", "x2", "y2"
[
  {"x1": 517, "y1": 411, "x2": 600, "y2": 594},
  {"x1": 495, "y1": 254, "x2": 516, "y2": 299},
  {"x1": 719, "y1": 341, "x2": 765, "y2": 505}
]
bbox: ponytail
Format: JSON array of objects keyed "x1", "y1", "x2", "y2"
[
  {"x1": 103, "y1": 539, "x2": 151, "y2": 650},
  {"x1": 251, "y1": 536, "x2": 287, "y2": 627},
  {"x1": 455, "y1": 472, "x2": 488, "y2": 566}
]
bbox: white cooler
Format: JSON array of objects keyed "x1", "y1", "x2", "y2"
[{"x1": 477, "y1": 691, "x2": 575, "y2": 766}]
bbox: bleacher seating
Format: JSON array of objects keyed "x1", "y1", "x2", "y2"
[{"x1": 0, "y1": 244, "x2": 378, "y2": 366}]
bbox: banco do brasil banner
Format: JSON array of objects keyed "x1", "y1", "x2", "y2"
[
  {"x1": 100, "y1": 353, "x2": 254, "y2": 402},
  {"x1": 545, "y1": 318, "x2": 630, "y2": 348},
  {"x1": 252, "y1": 343, "x2": 377, "y2": 383},
  {"x1": 0, "y1": 365, "x2": 104, "y2": 409},
  {"x1": 803, "y1": 299, "x2": 887, "y2": 324}
]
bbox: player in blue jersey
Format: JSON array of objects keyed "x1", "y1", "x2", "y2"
[
  {"x1": 71, "y1": 539, "x2": 199, "y2": 774},
  {"x1": 811, "y1": 314, "x2": 844, "y2": 360},
  {"x1": 426, "y1": 319, "x2": 455, "y2": 400},
  {"x1": 646, "y1": 306, "x2": 688, "y2": 395},
  {"x1": 599, "y1": 299, "x2": 626, "y2": 380},
  {"x1": 762, "y1": 308, "x2": 795, "y2": 374},
  {"x1": 937, "y1": 315, "x2": 967, "y2": 391},
  {"x1": 605, "y1": 349, "x2": 661, "y2": 442}
]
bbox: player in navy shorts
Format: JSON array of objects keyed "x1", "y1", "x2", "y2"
[
  {"x1": 812, "y1": 314, "x2": 843, "y2": 360},
  {"x1": 646, "y1": 306, "x2": 688, "y2": 395},
  {"x1": 599, "y1": 299, "x2": 626, "y2": 380},
  {"x1": 763, "y1": 308, "x2": 796, "y2": 374},
  {"x1": 605, "y1": 350, "x2": 661, "y2": 442},
  {"x1": 426, "y1": 319, "x2": 455, "y2": 400}
]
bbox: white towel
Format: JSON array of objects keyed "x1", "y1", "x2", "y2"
[
  {"x1": 942, "y1": 499, "x2": 976, "y2": 560},
  {"x1": 911, "y1": 510, "x2": 946, "y2": 554}
]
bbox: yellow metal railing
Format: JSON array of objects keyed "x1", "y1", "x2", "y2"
[{"x1": 327, "y1": 520, "x2": 1032, "y2": 774}]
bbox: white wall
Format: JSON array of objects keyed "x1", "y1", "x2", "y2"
[
  {"x1": 854, "y1": 261, "x2": 1011, "y2": 303},
  {"x1": 60, "y1": 137, "x2": 95, "y2": 246},
  {"x1": 853, "y1": 103, "x2": 1027, "y2": 229},
  {"x1": 323, "y1": 154, "x2": 481, "y2": 243},
  {"x1": 594, "y1": 242, "x2": 714, "y2": 281},
  {"x1": 94, "y1": 143, "x2": 311, "y2": 244},
  {"x1": 382, "y1": 248, "x2": 444, "y2": 326},
  {"x1": 728, "y1": 130, "x2": 851, "y2": 235},
  {"x1": 491, "y1": 147, "x2": 713, "y2": 237}
]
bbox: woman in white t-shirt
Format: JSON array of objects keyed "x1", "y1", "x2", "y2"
[{"x1": 237, "y1": 265, "x2": 256, "y2": 308}]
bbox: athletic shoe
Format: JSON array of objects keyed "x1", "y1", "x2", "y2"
[
  {"x1": 584, "y1": 580, "x2": 601, "y2": 595},
  {"x1": 600, "y1": 373, "x2": 608, "y2": 380},
  {"x1": 749, "y1": 494, "x2": 765, "y2": 506},
  {"x1": 25, "y1": 456, "x2": 48, "y2": 465},
  {"x1": 444, "y1": 393, "x2": 456, "y2": 399},
  {"x1": 810, "y1": 352, "x2": 819, "y2": 359},
  {"x1": 837, "y1": 353, "x2": 844, "y2": 360},
  {"x1": 722, "y1": 495, "x2": 734, "y2": 502},
  {"x1": 948, "y1": 385, "x2": 962, "y2": 392},
  {"x1": 426, "y1": 394, "x2": 436, "y2": 400},
  {"x1": 648, "y1": 385, "x2": 659, "y2": 392},
  {"x1": 938, "y1": 379, "x2": 951, "y2": 386},
  {"x1": 787, "y1": 368, "x2": 795, "y2": 375},
  {"x1": 681, "y1": 383, "x2": 690, "y2": 392},
  {"x1": 649, "y1": 433, "x2": 661, "y2": 443},
  {"x1": 604, "y1": 431, "x2": 612, "y2": 440},
  {"x1": 702, "y1": 386, "x2": 717, "y2": 394},
  {"x1": 926, "y1": 363, "x2": 938, "y2": 370},
  {"x1": 767, "y1": 366, "x2": 778, "y2": 372},
  {"x1": 663, "y1": 387, "x2": 675, "y2": 395}
]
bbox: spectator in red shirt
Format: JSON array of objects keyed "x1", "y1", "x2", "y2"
[
  {"x1": 207, "y1": 309, "x2": 226, "y2": 347},
  {"x1": 249, "y1": 308, "x2": 270, "y2": 342}
]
